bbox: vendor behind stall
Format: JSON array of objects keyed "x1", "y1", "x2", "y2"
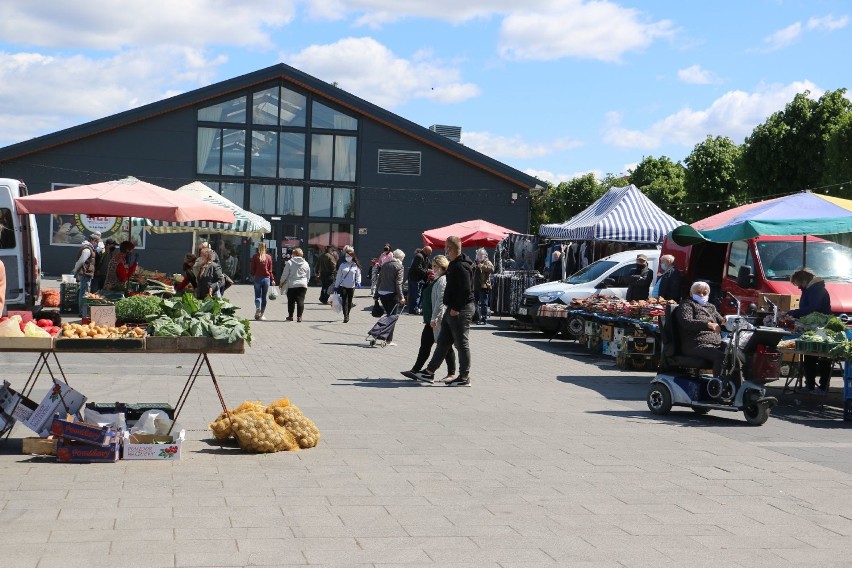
[
  {"x1": 786, "y1": 268, "x2": 832, "y2": 394},
  {"x1": 626, "y1": 253, "x2": 653, "y2": 301}
]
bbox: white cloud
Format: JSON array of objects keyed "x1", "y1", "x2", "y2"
[
  {"x1": 677, "y1": 64, "x2": 719, "y2": 85},
  {"x1": 0, "y1": 47, "x2": 226, "y2": 146},
  {"x1": 498, "y1": 1, "x2": 674, "y2": 62},
  {"x1": 523, "y1": 168, "x2": 603, "y2": 185},
  {"x1": 462, "y1": 131, "x2": 583, "y2": 160},
  {"x1": 602, "y1": 81, "x2": 821, "y2": 150},
  {"x1": 304, "y1": 0, "x2": 528, "y2": 25},
  {"x1": 761, "y1": 22, "x2": 803, "y2": 52},
  {"x1": 283, "y1": 37, "x2": 479, "y2": 107},
  {"x1": 0, "y1": 0, "x2": 296, "y2": 49},
  {"x1": 807, "y1": 14, "x2": 849, "y2": 31}
]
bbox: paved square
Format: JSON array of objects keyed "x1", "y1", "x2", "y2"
[{"x1": 2, "y1": 283, "x2": 852, "y2": 567}]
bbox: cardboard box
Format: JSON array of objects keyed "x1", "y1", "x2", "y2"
[
  {"x1": 56, "y1": 434, "x2": 120, "y2": 463},
  {"x1": 601, "y1": 340, "x2": 619, "y2": 357},
  {"x1": 22, "y1": 437, "x2": 57, "y2": 456},
  {"x1": 121, "y1": 430, "x2": 185, "y2": 460},
  {"x1": 759, "y1": 293, "x2": 800, "y2": 313},
  {"x1": 600, "y1": 325, "x2": 613, "y2": 341},
  {"x1": 50, "y1": 417, "x2": 113, "y2": 447},
  {"x1": 613, "y1": 327, "x2": 626, "y2": 343},
  {"x1": 22, "y1": 383, "x2": 86, "y2": 436}
]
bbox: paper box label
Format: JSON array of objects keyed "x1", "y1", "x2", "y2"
[
  {"x1": 51, "y1": 417, "x2": 112, "y2": 446},
  {"x1": 121, "y1": 430, "x2": 184, "y2": 460}
]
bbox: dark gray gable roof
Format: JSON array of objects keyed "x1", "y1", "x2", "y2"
[{"x1": 0, "y1": 63, "x2": 544, "y2": 190}]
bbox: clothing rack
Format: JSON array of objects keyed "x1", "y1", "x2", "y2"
[{"x1": 491, "y1": 270, "x2": 544, "y2": 316}]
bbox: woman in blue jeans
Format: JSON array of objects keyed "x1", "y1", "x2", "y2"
[{"x1": 249, "y1": 242, "x2": 275, "y2": 320}]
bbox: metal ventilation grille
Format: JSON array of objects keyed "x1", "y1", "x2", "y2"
[
  {"x1": 378, "y1": 149, "x2": 421, "y2": 175},
  {"x1": 429, "y1": 124, "x2": 462, "y2": 142}
]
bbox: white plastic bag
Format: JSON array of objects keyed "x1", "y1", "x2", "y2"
[
  {"x1": 130, "y1": 410, "x2": 181, "y2": 436},
  {"x1": 268, "y1": 286, "x2": 279, "y2": 300},
  {"x1": 330, "y1": 293, "x2": 343, "y2": 314}
]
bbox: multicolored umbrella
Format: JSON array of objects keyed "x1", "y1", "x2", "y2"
[{"x1": 671, "y1": 191, "x2": 852, "y2": 245}]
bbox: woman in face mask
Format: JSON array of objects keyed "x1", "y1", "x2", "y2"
[
  {"x1": 332, "y1": 247, "x2": 362, "y2": 323},
  {"x1": 677, "y1": 281, "x2": 727, "y2": 376}
]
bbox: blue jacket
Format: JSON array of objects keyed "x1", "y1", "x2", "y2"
[{"x1": 787, "y1": 278, "x2": 831, "y2": 317}]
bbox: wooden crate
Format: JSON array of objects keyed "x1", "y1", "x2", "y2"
[
  {"x1": 0, "y1": 337, "x2": 53, "y2": 351},
  {"x1": 144, "y1": 336, "x2": 181, "y2": 353},
  {"x1": 22, "y1": 437, "x2": 57, "y2": 456}
]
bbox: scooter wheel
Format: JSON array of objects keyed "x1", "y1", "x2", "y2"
[
  {"x1": 647, "y1": 383, "x2": 672, "y2": 415},
  {"x1": 743, "y1": 404, "x2": 770, "y2": 426}
]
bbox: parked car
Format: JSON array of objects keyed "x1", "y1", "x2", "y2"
[
  {"x1": 516, "y1": 249, "x2": 659, "y2": 336},
  {"x1": 0, "y1": 179, "x2": 41, "y2": 312}
]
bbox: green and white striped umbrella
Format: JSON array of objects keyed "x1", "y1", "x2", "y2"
[{"x1": 132, "y1": 182, "x2": 271, "y2": 238}]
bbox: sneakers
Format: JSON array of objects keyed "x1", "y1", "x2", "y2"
[
  {"x1": 286, "y1": 316, "x2": 294, "y2": 321},
  {"x1": 445, "y1": 376, "x2": 471, "y2": 387},
  {"x1": 401, "y1": 370, "x2": 434, "y2": 382},
  {"x1": 254, "y1": 309, "x2": 261, "y2": 320},
  {"x1": 259, "y1": 315, "x2": 267, "y2": 321}
]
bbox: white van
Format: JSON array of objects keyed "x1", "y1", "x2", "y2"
[
  {"x1": 516, "y1": 249, "x2": 659, "y2": 336},
  {"x1": 0, "y1": 179, "x2": 41, "y2": 312}
]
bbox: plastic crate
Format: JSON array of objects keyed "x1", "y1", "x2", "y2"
[{"x1": 59, "y1": 282, "x2": 79, "y2": 314}]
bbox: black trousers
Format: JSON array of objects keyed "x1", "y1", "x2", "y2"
[
  {"x1": 339, "y1": 286, "x2": 355, "y2": 319},
  {"x1": 413, "y1": 323, "x2": 456, "y2": 374},
  {"x1": 803, "y1": 355, "x2": 832, "y2": 390},
  {"x1": 427, "y1": 303, "x2": 474, "y2": 378},
  {"x1": 286, "y1": 286, "x2": 307, "y2": 318},
  {"x1": 319, "y1": 275, "x2": 333, "y2": 303}
]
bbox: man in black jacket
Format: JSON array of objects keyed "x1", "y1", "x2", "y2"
[
  {"x1": 626, "y1": 253, "x2": 653, "y2": 301},
  {"x1": 407, "y1": 246, "x2": 431, "y2": 314},
  {"x1": 404, "y1": 236, "x2": 475, "y2": 387}
]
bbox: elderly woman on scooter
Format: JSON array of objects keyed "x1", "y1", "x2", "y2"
[{"x1": 678, "y1": 281, "x2": 727, "y2": 376}]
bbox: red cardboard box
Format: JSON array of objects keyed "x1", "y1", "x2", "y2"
[
  {"x1": 56, "y1": 434, "x2": 119, "y2": 463},
  {"x1": 51, "y1": 417, "x2": 113, "y2": 447}
]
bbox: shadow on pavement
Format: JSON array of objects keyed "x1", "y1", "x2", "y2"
[
  {"x1": 333, "y1": 376, "x2": 427, "y2": 388},
  {"x1": 556, "y1": 374, "x2": 650, "y2": 403},
  {"x1": 587, "y1": 408, "x2": 752, "y2": 427}
]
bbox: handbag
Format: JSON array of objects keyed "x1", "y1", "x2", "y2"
[
  {"x1": 371, "y1": 298, "x2": 384, "y2": 318},
  {"x1": 268, "y1": 286, "x2": 279, "y2": 300}
]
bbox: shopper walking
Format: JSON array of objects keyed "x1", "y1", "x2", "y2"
[
  {"x1": 250, "y1": 242, "x2": 275, "y2": 321},
  {"x1": 195, "y1": 247, "x2": 226, "y2": 299},
  {"x1": 405, "y1": 255, "x2": 456, "y2": 381},
  {"x1": 333, "y1": 248, "x2": 362, "y2": 323},
  {"x1": 407, "y1": 246, "x2": 431, "y2": 314},
  {"x1": 376, "y1": 248, "x2": 406, "y2": 316},
  {"x1": 279, "y1": 248, "x2": 311, "y2": 322},
  {"x1": 315, "y1": 246, "x2": 336, "y2": 304},
  {"x1": 472, "y1": 248, "x2": 494, "y2": 324},
  {"x1": 403, "y1": 236, "x2": 475, "y2": 386},
  {"x1": 73, "y1": 231, "x2": 100, "y2": 318}
]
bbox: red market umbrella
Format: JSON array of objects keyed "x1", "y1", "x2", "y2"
[
  {"x1": 422, "y1": 219, "x2": 519, "y2": 249},
  {"x1": 15, "y1": 176, "x2": 236, "y2": 223}
]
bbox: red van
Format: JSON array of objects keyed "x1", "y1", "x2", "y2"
[{"x1": 660, "y1": 235, "x2": 852, "y2": 315}]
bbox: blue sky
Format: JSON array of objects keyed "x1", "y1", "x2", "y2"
[{"x1": 0, "y1": 0, "x2": 848, "y2": 185}]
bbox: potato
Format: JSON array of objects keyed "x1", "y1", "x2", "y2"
[{"x1": 62, "y1": 329, "x2": 75, "y2": 338}]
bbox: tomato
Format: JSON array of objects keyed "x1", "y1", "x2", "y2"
[
  {"x1": 47, "y1": 326, "x2": 61, "y2": 336},
  {"x1": 0, "y1": 316, "x2": 7, "y2": 323},
  {"x1": 37, "y1": 319, "x2": 54, "y2": 328},
  {"x1": 19, "y1": 321, "x2": 26, "y2": 332}
]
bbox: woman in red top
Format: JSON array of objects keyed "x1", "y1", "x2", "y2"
[{"x1": 250, "y1": 242, "x2": 275, "y2": 320}]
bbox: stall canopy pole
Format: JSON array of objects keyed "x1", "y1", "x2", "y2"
[{"x1": 802, "y1": 236, "x2": 807, "y2": 269}]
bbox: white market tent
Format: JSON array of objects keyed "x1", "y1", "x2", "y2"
[
  {"x1": 132, "y1": 182, "x2": 271, "y2": 239},
  {"x1": 538, "y1": 184, "x2": 684, "y2": 243}
]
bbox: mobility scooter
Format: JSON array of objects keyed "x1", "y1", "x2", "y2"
[{"x1": 647, "y1": 294, "x2": 787, "y2": 425}]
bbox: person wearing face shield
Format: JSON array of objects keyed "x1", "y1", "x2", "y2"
[
  {"x1": 786, "y1": 268, "x2": 832, "y2": 393},
  {"x1": 678, "y1": 281, "x2": 726, "y2": 376}
]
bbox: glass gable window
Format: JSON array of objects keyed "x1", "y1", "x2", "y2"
[
  {"x1": 312, "y1": 101, "x2": 357, "y2": 130},
  {"x1": 221, "y1": 182, "x2": 245, "y2": 209},
  {"x1": 281, "y1": 87, "x2": 307, "y2": 126},
  {"x1": 311, "y1": 134, "x2": 356, "y2": 181},
  {"x1": 278, "y1": 185, "x2": 303, "y2": 216},
  {"x1": 250, "y1": 184, "x2": 276, "y2": 214},
  {"x1": 251, "y1": 130, "x2": 278, "y2": 178},
  {"x1": 252, "y1": 88, "x2": 280, "y2": 126},
  {"x1": 279, "y1": 132, "x2": 305, "y2": 179},
  {"x1": 332, "y1": 187, "x2": 355, "y2": 219},
  {"x1": 198, "y1": 96, "x2": 247, "y2": 123},
  {"x1": 221, "y1": 129, "x2": 246, "y2": 176},
  {"x1": 198, "y1": 127, "x2": 246, "y2": 176}
]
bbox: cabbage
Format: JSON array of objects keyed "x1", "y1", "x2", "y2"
[
  {"x1": 23, "y1": 321, "x2": 51, "y2": 338},
  {"x1": 0, "y1": 318, "x2": 24, "y2": 337}
]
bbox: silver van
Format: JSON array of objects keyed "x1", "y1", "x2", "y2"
[{"x1": 0, "y1": 179, "x2": 42, "y2": 312}]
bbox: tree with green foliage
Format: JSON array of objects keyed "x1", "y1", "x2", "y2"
[
  {"x1": 682, "y1": 135, "x2": 744, "y2": 221},
  {"x1": 628, "y1": 155, "x2": 686, "y2": 211},
  {"x1": 824, "y1": 112, "x2": 852, "y2": 199},
  {"x1": 741, "y1": 89, "x2": 852, "y2": 198}
]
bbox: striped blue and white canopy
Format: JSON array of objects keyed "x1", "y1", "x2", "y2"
[
  {"x1": 132, "y1": 182, "x2": 271, "y2": 238},
  {"x1": 538, "y1": 184, "x2": 684, "y2": 243}
]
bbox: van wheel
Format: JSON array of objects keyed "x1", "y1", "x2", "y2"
[{"x1": 647, "y1": 383, "x2": 672, "y2": 415}]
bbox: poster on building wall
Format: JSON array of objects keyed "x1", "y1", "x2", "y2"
[{"x1": 48, "y1": 183, "x2": 146, "y2": 248}]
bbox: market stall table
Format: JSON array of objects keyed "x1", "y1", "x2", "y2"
[
  {"x1": 0, "y1": 337, "x2": 244, "y2": 439},
  {"x1": 777, "y1": 347, "x2": 844, "y2": 395}
]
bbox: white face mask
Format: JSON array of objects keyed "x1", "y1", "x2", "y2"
[
  {"x1": 345, "y1": 255, "x2": 352, "y2": 262},
  {"x1": 692, "y1": 293, "x2": 709, "y2": 305}
]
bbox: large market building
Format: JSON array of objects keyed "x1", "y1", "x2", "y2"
[{"x1": 0, "y1": 63, "x2": 542, "y2": 279}]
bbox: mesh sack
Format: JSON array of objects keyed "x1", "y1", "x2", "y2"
[
  {"x1": 231, "y1": 411, "x2": 298, "y2": 453},
  {"x1": 208, "y1": 401, "x2": 266, "y2": 441},
  {"x1": 265, "y1": 398, "x2": 291, "y2": 413},
  {"x1": 270, "y1": 404, "x2": 320, "y2": 449}
]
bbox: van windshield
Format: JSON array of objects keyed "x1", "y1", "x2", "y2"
[
  {"x1": 757, "y1": 240, "x2": 852, "y2": 282},
  {"x1": 564, "y1": 260, "x2": 617, "y2": 284}
]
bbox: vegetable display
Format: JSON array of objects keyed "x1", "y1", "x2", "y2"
[
  {"x1": 147, "y1": 293, "x2": 251, "y2": 344},
  {"x1": 114, "y1": 294, "x2": 164, "y2": 323}
]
